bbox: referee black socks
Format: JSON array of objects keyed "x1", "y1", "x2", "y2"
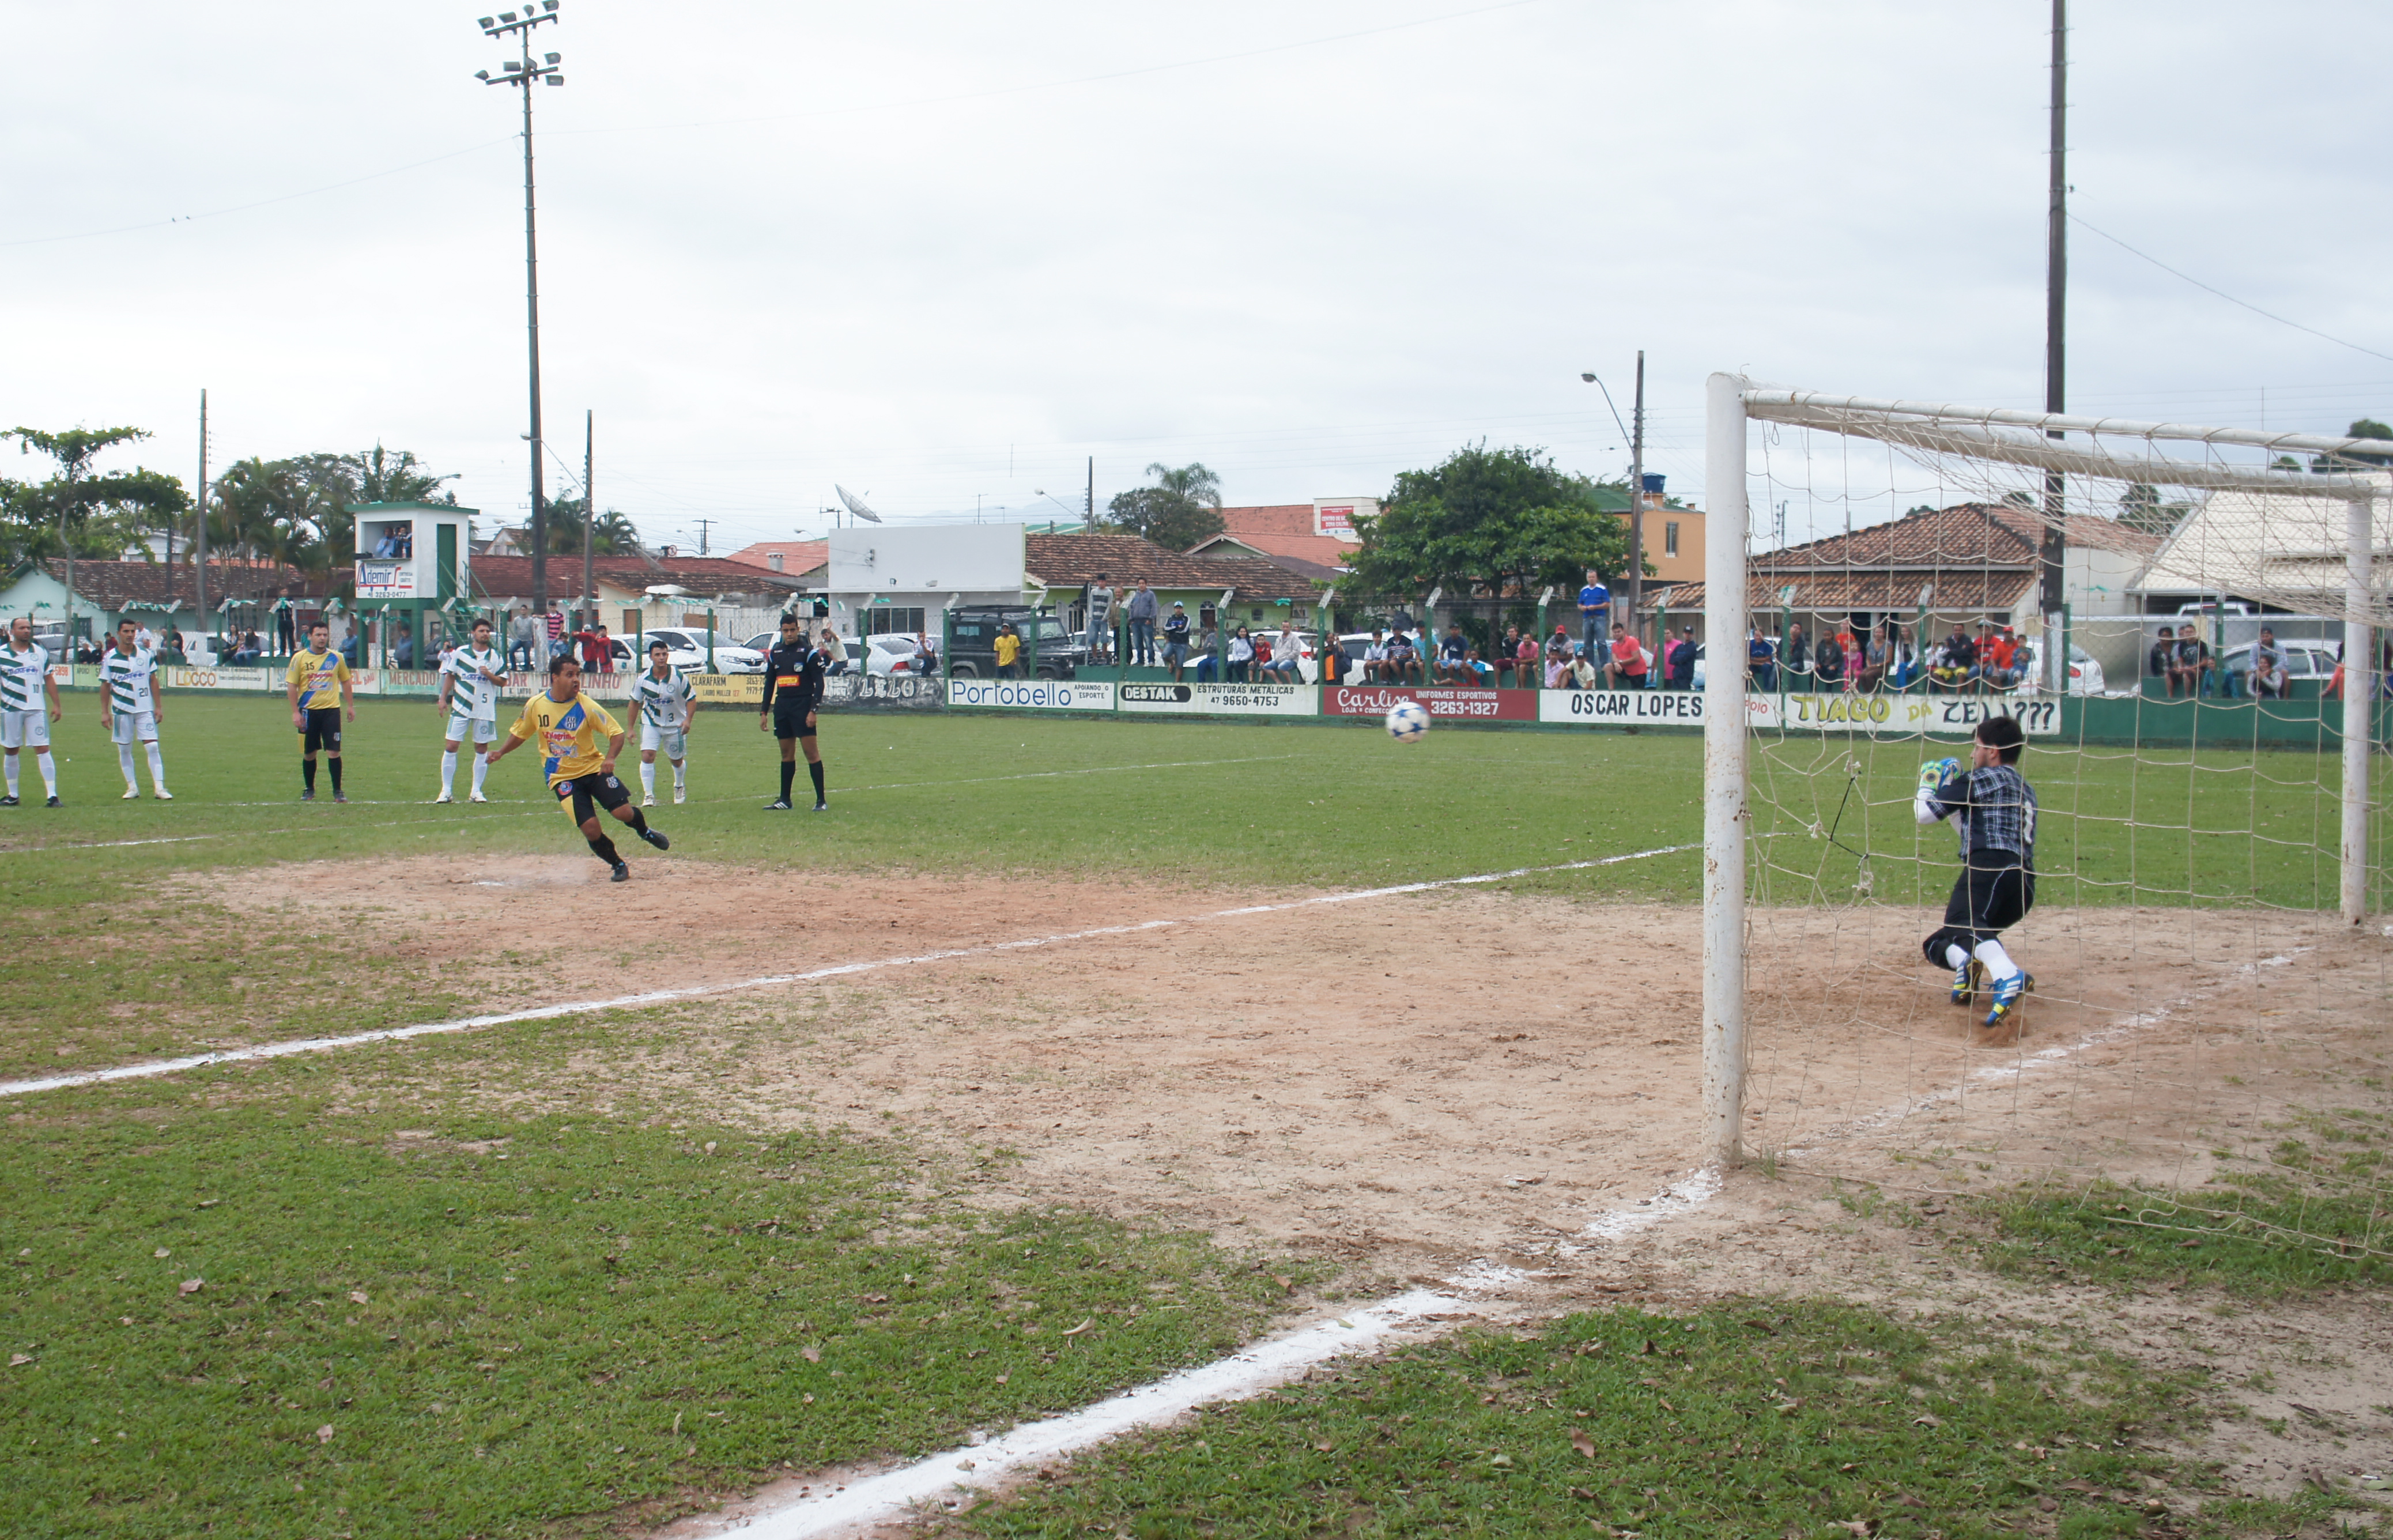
[
  {"x1": 809, "y1": 760, "x2": 825, "y2": 803},
  {"x1": 779, "y1": 762, "x2": 796, "y2": 803},
  {"x1": 301, "y1": 757, "x2": 316, "y2": 792}
]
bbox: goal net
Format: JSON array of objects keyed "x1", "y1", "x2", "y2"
[{"x1": 1701, "y1": 378, "x2": 2392, "y2": 1268}]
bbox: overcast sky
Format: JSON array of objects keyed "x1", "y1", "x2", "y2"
[{"x1": 5, "y1": 0, "x2": 2390, "y2": 553}]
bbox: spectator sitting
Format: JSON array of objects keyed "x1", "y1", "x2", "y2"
[
  {"x1": 1606, "y1": 623, "x2": 1648, "y2": 689},
  {"x1": 1361, "y1": 628, "x2": 1390, "y2": 681},
  {"x1": 1494, "y1": 625, "x2": 1524, "y2": 685},
  {"x1": 2219, "y1": 636, "x2": 2248, "y2": 698},
  {"x1": 1225, "y1": 625, "x2": 1254, "y2": 682},
  {"x1": 1781, "y1": 624, "x2": 1812, "y2": 689},
  {"x1": 1437, "y1": 624, "x2": 1471, "y2": 683},
  {"x1": 1462, "y1": 646, "x2": 1495, "y2": 684},
  {"x1": 2251, "y1": 628, "x2": 2290, "y2": 699},
  {"x1": 1319, "y1": 635, "x2": 1346, "y2": 686},
  {"x1": 231, "y1": 631, "x2": 262, "y2": 664},
  {"x1": 1813, "y1": 631, "x2": 1845, "y2": 691},
  {"x1": 1746, "y1": 626, "x2": 1777, "y2": 691},
  {"x1": 1262, "y1": 625, "x2": 1305, "y2": 682},
  {"x1": 1194, "y1": 624, "x2": 1221, "y2": 682},
  {"x1": 1384, "y1": 630, "x2": 1420, "y2": 683},
  {"x1": 2179, "y1": 631, "x2": 2213, "y2": 697},
  {"x1": 1512, "y1": 629, "x2": 1541, "y2": 688},
  {"x1": 158, "y1": 629, "x2": 187, "y2": 665},
  {"x1": 1928, "y1": 626, "x2": 1974, "y2": 691},
  {"x1": 2150, "y1": 625, "x2": 2180, "y2": 697}
]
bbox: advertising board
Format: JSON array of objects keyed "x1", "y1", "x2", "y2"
[
  {"x1": 1117, "y1": 681, "x2": 1317, "y2": 717},
  {"x1": 1539, "y1": 689, "x2": 1709, "y2": 727},
  {"x1": 1757, "y1": 692, "x2": 2060, "y2": 737},
  {"x1": 1323, "y1": 684, "x2": 1535, "y2": 722},
  {"x1": 355, "y1": 559, "x2": 415, "y2": 598},
  {"x1": 947, "y1": 677, "x2": 1116, "y2": 712}
]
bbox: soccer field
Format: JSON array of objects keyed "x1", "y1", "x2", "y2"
[{"x1": 1, "y1": 694, "x2": 2381, "y2": 1538}]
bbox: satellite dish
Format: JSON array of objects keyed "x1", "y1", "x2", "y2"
[{"x1": 835, "y1": 485, "x2": 882, "y2": 524}]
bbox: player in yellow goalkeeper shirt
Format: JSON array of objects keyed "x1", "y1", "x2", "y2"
[{"x1": 485, "y1": 655, "x2": 670, "y2": 882}]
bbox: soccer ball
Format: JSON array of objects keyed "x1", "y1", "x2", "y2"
[{"x1": 1386, "y1": 701, "x2": 1430, "y2": 742}]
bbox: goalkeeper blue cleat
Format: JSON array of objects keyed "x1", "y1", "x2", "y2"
[
  {"x1": 1984, "y1": 971, "x2": 2034, "y2": 1028},
  {"x1": 1949, "y1": 958, "x2": 1983, "y2": 1006}
]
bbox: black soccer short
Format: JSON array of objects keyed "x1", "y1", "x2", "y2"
[
  {"x1": 1923, "y1": 853, "x2": 2036, "y2": 965},
  {"x1": 553, "y1": 771, "x2": 632, "y2": 825},
  {"x1": 301, "y1": 707, "x2": 342, "y2": 754},
  {"x1": 772, "y1": 699, "x2": 817, "y2": 741}
]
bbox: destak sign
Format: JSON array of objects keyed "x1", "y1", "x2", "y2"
[
  {"x1": 947, "y1": 677, "x2": 1116, "y2": 712},
  {"x1": 1538, "y1": 689, "x2": 1708, "y2": 726},
  {"x1": 1757, "y1": 692, "x2": 2060, "y2": 737},
  {"x1": 1118, "y1": 681, "x2": 1318, "y2": 716},
  {"x1": 1325, "y1": 685, "x2": 1534, "y2": 722}
]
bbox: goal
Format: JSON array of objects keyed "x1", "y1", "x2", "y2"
[{"x1": 1701, "y1": 377, "x2": 2391, "y2": 1263}]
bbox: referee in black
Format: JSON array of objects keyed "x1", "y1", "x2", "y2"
[{"x1": 758, "y1": 612, "x2": 829, "y2": 810}]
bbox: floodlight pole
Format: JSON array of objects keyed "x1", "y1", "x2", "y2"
[
  {"x1": 475, "y1": 3, "x2": 565, "y2": 617},
  {"x1": 2038, "y1": 0, "x2": 2069, "y2": 693},
  {"x1": 1701, "y1": 372, "x2": 1751, "y2": 1168}
]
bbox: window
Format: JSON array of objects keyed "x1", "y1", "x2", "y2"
[
  {"x1": 1664, "y1": 522, "x2": 1681, "y2": 557},
  {"x1": 620, "y1": 610, "x2": 640, "y2": 635},
  {"x1": 862, "y1": 606, "x2": 925, "y2": 637},
  {"x1": 1250, "y1": 606, "x2": 1264, "y2": 621}
]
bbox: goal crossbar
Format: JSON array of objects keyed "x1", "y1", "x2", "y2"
[{"x1": 1746, "y1": 389, "x2": 2393, "y2": 469}]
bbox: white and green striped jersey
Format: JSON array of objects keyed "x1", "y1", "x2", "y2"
[
  {"x1": 632, "y1": 666, "x2": 694, "y2": 731},
  {"x1": 0, "y1": 642, "x2": 49, "y2": 713},
  {"x1": 441, "y1": 644, "x2": 507, "y2": 720},
  {"x1": 101, "y1": 645, "x2": 157, "y2": 717}
]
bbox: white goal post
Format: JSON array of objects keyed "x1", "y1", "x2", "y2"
[{"x1": 1701, "y1": 375, "x2": 2389, "y2": 1167}]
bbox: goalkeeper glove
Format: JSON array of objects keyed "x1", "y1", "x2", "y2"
[{"x1": 1914, "y1": 757, "x2": 1961, "y2": 825}]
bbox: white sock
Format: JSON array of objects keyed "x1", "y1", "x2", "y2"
[
  {"x1": 1944, "y1": 943, "x2": 1971, "y2": 971},
  {"x1": 1973, "y1": 938, "x2": 2020, "y2": 982},
  {"x1": 440, "y1": 749, "x2": 458, "y2": 794},
  {"x1": 144, "y1": 741, "x2": 167, "y2": 791},
  {"x1": 639, "y1": 761, "x2": 655, "y2": 798},
  {"x1": 471, "y1": 749, "x2": 489, "y2": 794},
  {"x1": 4, "y1": 757, "x2": 16, "y2": 798},
  {"x1": 37, "y1": 753, "x2": 55, "y2": 796},
  {"x1": 117, "y1": 743, "x2": 138, "y2": 790},
  {"x1": 673, "y1": 761, "x2": 685, "y2": 789}
]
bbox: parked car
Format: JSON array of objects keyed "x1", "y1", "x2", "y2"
[
  {"x1": 943, "y1": 607, "x2": 1087, "y2": 678},
  {"x1": 2011, "y1": 637, "x2": 2107, "y2": 694},
  {"x1": 638, "y1": 626, "x2": 765, "y2": 674},
  {"x1": 2215, "y1": 638, "x2": 2338, "y2": 689}
]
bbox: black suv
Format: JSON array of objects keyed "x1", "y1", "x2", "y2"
[{"x1": 945, "y1": 607, "x2": 1088, "y2": 679}]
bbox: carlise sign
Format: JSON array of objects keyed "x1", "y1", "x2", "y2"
[{"x1": 1325, "y1": 685, "x2": 1535, "y2": 721}]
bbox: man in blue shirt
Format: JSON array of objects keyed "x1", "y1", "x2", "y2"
[
  {"x1": 1746, "y1": 626, "x2": 1776, "y2": 692},
  {"x1": 1577, "y1": 569, "x2": 1610, "y2": 655}
]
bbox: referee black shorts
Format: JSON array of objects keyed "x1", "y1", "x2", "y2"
[
  {"x1": 301, "y1": 707, "x2": 342, "y2": 754},
  {"x1": 772, "y1": 699, "x2": 817, "y2": 741},
  {"x1": 1923, "y1": 853, "x2": 2035, "y2": 965},
  {"x1": 553, "y1": 771, "x2": 632, "y2": 825}
]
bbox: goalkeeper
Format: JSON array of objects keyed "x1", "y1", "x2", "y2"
[{"x1": 1915, "y1": 715, "x2": 2038, "y2": 1030}]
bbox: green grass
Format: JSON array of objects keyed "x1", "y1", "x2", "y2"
[
  {"x1": 952, "y1": 1300, "x2": 2341, "y2": 1539},
  {"x1": 0, "y1": 1060, "x2": 1306, "y2": 1539}
]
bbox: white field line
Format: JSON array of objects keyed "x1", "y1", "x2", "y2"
[
  {"x1": 0, "y1": 754, "x2": 1306, "y2": 855},
  {"x1": 0, "y1": 841, "x2": 1699, "y2": 1100},
  {"x1": 1781, "y1": 947, "x2": 2310, "y2": 1157}
]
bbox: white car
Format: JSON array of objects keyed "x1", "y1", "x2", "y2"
[
  {"x1": 2012, "y1": 638, "x2": 2107, "y2": 695},
  {"x1": 639, "y1": 626, "x2": 765, "y2": 674},
  {"x1": 2215, "y1": 638, "x2": 2338, "y2": 689}
]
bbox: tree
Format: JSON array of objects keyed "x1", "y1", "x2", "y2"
[
  {"x1": 2, "y1": 426, "x2": 188, "y2": 567},
  {"x1": 1341, "y1": 443, "x2": 1636, "y2": 606},
  {"x1": 2118, "y1": 482, "x2": 2191, "y2": 537},
  {"x1": 1107, "y1": 462, "x2": 1226, "y2": 550},
  {"x1": 541, "y1": 497, "x2": 644, "y2": 557}
]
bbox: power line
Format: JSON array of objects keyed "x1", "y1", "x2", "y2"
[{"x1": 2071, "y1": 212, "x2": 2393, "y2": 368}]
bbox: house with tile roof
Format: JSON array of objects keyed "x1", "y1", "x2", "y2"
[
  {"x1": 1186, "y1": 500, "x2": 1369, "y2": 582},
  {"x1": 0, "y1": 558, "x2": 330, "y2": 655},
  {"x1": 724, "y1": 539, "x2": 828, "y2": 584},
  {"x1": 1023, "y1": 533, "x2": 1326, "y2": 639}
]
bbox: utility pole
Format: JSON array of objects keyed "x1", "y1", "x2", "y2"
[
  {"x1": 474, "y1": 2, "x2": 565, "y2": 617},
  {"x1": 195, "y1": 390, "x2": 209, "y2": 645},
  {"x1": 693, "y1": 518, "x2": 712, "y2": 556},
  {"x1": 1626, "y1": 349, "x2": 1647, "y2": 633},
  {"x1": 581, "y1": 409, "x2": 595, "y2": 633},
  {"x1": 1086, "y1": 455, "x2": 1094, "y2": 527},
  {"x1": 2039, "y1": 0, "x2": 2069, "y2": 692}
]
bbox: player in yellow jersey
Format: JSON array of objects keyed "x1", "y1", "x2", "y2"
[
  {"x1": 285, "y1": 620, "x2": 354, "y2": 802},
  {"x1": 485, "y1": 655, "x2": 670, "y2": 881}
]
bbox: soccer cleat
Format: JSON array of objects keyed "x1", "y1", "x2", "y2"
[
  {"x1": 641, "y1": 795, "x2": 656, "y2": 808},
  {"x1": 435, "y1": 791, "x2": 455, "y2": 804},
  {"x1": 153, "y1": 789, "x2": 172, "y2": 801},
  {"x1": 610, "y1": 861, "x2": 631, "y2": 883},
  {"x1": 639, "y1": 826, "x2": 669, "y2": 851},
  {"x1": 44, "y1": 795, "x2": 59, "y2": 808},
  {"x1": 0, "y1": 795, "x2": 16, "y2": 807},
  {"x1": 1984, "y1": 971, "x2": 2035, "y2": 1029},
  {"x1": 1949, "y1": 958, "x2": 1982, "y2": 1006},
  {"x1": 122, "y1": 786, "x2": 139, "y2": 799},
  {"x1": 673, "y1": 786, "x2": 686, "y2": 805},
  {"x1": 301, "y1": 789, "x2": 315, "y2": 802},
  {"x1": 765, "y1": 799, "x2": 792, "y2": 811},
  {"x1": 332, "y1": 792, "x2": 348, "y2": 804},
  {"x1": 469, "y1": 790, "x2": 489, "y2": 803},
  {"x1": 812, "y1": 801, "x2": 827, "y2": 812}
]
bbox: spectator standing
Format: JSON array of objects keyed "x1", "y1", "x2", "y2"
[
  {"x1": 994, "y1": 622, "x2": 1021, "y2": 680},
  {"x1": 508, "y1": 607, "x2": 539, "y2": 670},
  {"x1": 1577, "y1": 570, "x2": 1610, "y2": 655},
  {"x1": 1084, "y1": 573, "x2": 1115, "y2": 662},
  {"x1": 1126, "y1": 583, "x2": 1160, "y2": 667},
  {"x1": 1667, "y1": 625, "x2": 1697, "y2": 690},
  {"x1": 1162, "y1": 601, "x2": 1192, "y2": 681},
  {"x1": 276, "y1": 606, "x2": 297, "y2": 654},
  {"x1": 1606, "y1": 623, "x2": 1648, "y2": 689},
  {"x1": 1225, "y1": 625, "x2": 1254, "y2": 682},
  {"x1": 1781, "y1": 624, "x2": 1813, "y2": 690}
]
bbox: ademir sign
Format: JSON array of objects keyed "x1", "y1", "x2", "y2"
[{"x1": 947, "y1": 677, "x2": 1117, "y2": 711}]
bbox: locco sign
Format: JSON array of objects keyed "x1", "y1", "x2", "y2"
[{"x1": 946, "y1": 677, "x2": 1118, "y2": 712}]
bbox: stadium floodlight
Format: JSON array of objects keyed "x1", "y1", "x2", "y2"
[{"x1": 473, "y1": 0, "x2": 569, "y2": 613}]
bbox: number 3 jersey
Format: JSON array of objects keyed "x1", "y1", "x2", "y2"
[
  {"x1": 101, "y1": 645, "x2": 158, "y2": 718},
  {"x1": 632, "y1": 667, "x2": 693, "y2": 731},
  {"x1": 442, "y1": 644, "x2": 507, "y2": 721}
]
